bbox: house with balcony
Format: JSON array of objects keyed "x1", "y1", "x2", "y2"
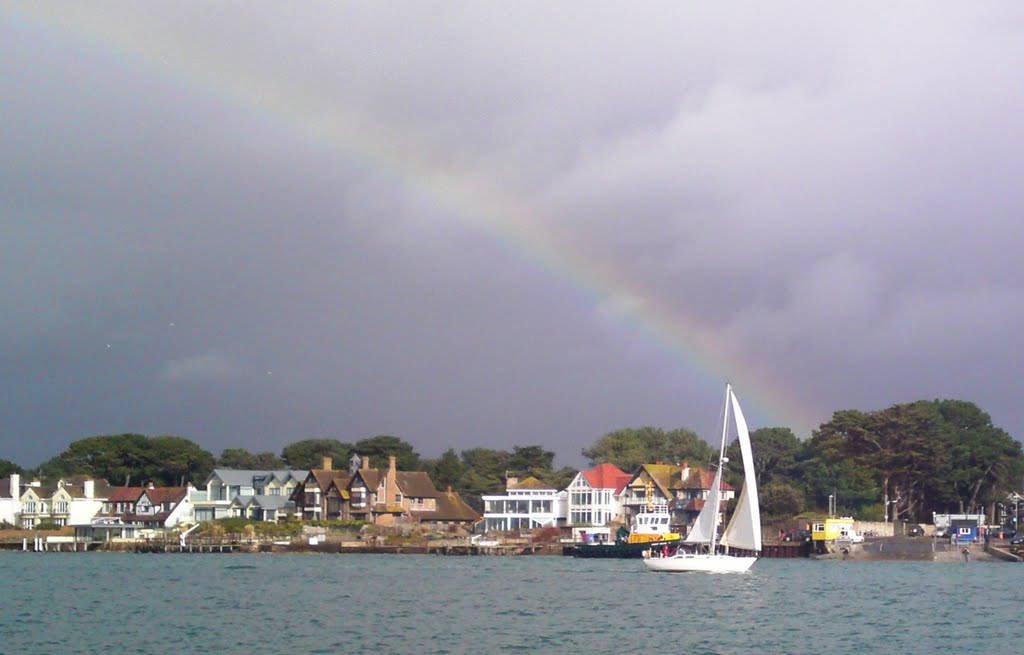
[
  {"x1": 620, "y1": 462, "x2": 734, "y2": 535},
  {"x1": 19, "y1": 477, "x2": 111, "y2": 529},
  {"x1": 192, "y1": 469, "x2": 307, "y2": 522},
  {"x1": 481, "y1": 476, "x2": 567, "y2": 533},
  {"x1": 328, "y1": 454, "x2": 477, "y2": 527},
  {"x1": 671, "y1": 461, "x2": 734, "y2": 532},
  {"x1": 565, "y1": 463, "x2": 631, "y2": 542},
  {"x1": 291, "y1": 455, "x2": 354, "y2": 520},
  {"x1": 130, "y1": 486, "x2": 194, "y2": 528},
  {"x1": 227, "y1": 494, "x2": 294, "y2": 522},
  {"x1": 621, "y1": 463, "x2": 680, "y2": 527}
]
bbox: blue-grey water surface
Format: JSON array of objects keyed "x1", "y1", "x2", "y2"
[{"x1": 2, "y1": 553, "x2": 1022, "y2": 654}]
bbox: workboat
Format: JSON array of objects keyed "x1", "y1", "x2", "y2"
[{"x1": 572, "y1": 491, "x2": 681, "y2": 558}]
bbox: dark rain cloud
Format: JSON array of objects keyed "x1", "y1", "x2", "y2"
[{"x1": 2, "y1": 2, "x2": 1023, "y2": 467}]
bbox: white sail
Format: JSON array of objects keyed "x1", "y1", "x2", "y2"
[
  {"x1": 720, "y1": 388, "x2": 761, "y2": 552},
  {"x1": 683, "y1": 463, "x2": 722, "y2": 545},
  {"x1": 643, "y1": 383, "x2": 761, "y2": 573}
]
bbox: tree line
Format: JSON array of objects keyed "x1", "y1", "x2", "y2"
[{"x1": 3, "y1": 398, "x2": 1022, "y2": 521}]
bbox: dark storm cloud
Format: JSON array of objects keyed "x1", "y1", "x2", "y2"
[{"x1": 3, "y1": 2, "x2": 1023, "y2": 467}]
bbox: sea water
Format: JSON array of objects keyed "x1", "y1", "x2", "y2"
[{"x1": 1, "y1": 553, "x2": 1022, "y2": 654}]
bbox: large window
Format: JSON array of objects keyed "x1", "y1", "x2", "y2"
[{"x1": 351, "y1": 487, "x2": 367, "y2": 508}]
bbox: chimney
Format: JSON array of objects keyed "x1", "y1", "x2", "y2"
[
  {"x1": 389, "y1": 455, "x2": 397, "y2": 473},
  {"x1": 506, "y1": 476, "x2": 519, "y2": 488},
  {"x1": 9, "y1": 473, "x2": 19, "y2": 497},
  {"x1": 31, "y1": 478, "x2": 40, "y2": 487},
  {"x1": 84, "y1": 479, "x2": 94, "y2": 499},
  {"x1": 322, "y1": 456, "x2": 333, "y2": 471},
  {"x1": 680, "y1": 460, "x2": 690, "y2": 483},
  {"x1": 362, "y1": 456, "x2": 370, "y2": 470}
]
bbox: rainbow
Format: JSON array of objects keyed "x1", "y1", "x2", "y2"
[{"x1": 5, "y1": 4, "x2": 822, "y2": 435}]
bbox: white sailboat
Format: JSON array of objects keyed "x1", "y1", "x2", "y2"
[{"x1": 643, "y1": 383, "x2": 761, "y2": 573}]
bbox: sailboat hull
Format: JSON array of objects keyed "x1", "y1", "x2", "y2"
[{"x1": 642, "y1": 553, "x2": 757, "y2": 573}]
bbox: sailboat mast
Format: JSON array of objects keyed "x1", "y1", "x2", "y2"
[{"x1": 709, "y1": 384, "x2": 732, "y2": 555}]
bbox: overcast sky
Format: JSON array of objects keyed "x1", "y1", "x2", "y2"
[{"x1": 3, "y1": 2, "x2": 1023, "y2": 468}]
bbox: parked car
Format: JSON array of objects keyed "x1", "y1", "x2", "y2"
[
  {"x1": 906, "y1": 524, "x2": 924, "y2": 537},
  {"x1": 839, "y1": 528, "x2": 864, "y2": 544},
  {"x1": 997, "y1": 526, "x2": 1016, "y2": 539},
  {"x1": 1010, "y1": 534, "x2": 1024, "y2": 546},
  {"x1": 782, "y1": 529, "x2": 812, "y2": 543}
]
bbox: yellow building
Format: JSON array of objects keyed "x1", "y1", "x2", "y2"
[{"x1": 811, "y1": 517, "x2": 857, "y2": 541}]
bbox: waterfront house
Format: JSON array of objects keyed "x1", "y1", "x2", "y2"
[
  {"x1": 192, "y1": 468, "x2": 307, "y2": 522},
  {"x1": 291, "y1": 456, "x2": 353, "y2": 520},
  {"x1": 414, "y1": 486, "x2": 480, "y2": 529},
  {"x1": 0, "y1": 473, "x2": 23, "y2": 526},
  {"x1": 621, "y1": 464, "x2": 679, "y2": 526},
  {"x1": 228, "y1": 494, "x2": 295, "y2": 522},
  {"x1": 19, "y1": 483, "x2": 52, "y2": 529},
  {"x1": 482, "y1": 476, "x2": 567, "y2": 532},
  {"x1": 132, "y1": 485, "x2": 193, "y2": 528},
  {"x1": 105, "y1": 487, "x2": 145, "y2": 515},
  {"x1": 19, "y1": 478, "x2": 110, "y2": 529},
  {"x1": 325, "y1": 454, "x2": 479, "y2": 527},
  {"x1": 671, "y1": 461, "x2": 735, "y2": 532},
  {"x1": 620, "y1": 462, "x2": 734, "y2": 536},
  {"x1": 565, "y1": 464, "x2": 631, "y2": 542},
  {"x1": 347, "y1": 455, "x2": 437, "y2": 526}
]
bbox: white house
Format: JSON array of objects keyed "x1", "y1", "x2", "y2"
[
  {"x1": 134, "y1": 486, "x2": 194, "y2": 527},
  {"x1": 19, "y1": 477, "x2": 110, "y2": 529},
  {"x1": 0, "y1": 473, "x2": 22, "y2": 526},
  {"x1": 566, "y1": 463, "x2": 632, "y2": 542},
  {"x1": 482, "y1": 476, "x2": 567, "y2": 532}
]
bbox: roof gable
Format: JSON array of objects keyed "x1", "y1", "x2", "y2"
[
  {"x1": 678, "y1": 468, "x2": 735, "y2": 492},
  {"x1": 143, "y1": 487, "x2": 188, "y2": 505},
  {"x1": 630, "y1": 464, "x2": 679, "y2": 498},
  {"x1": 582, "y1": 464, "x2": 632, "y2": 493}
]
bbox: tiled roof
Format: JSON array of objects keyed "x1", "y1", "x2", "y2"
[
  {"x1": 307, "y1": 469, "x2": 345, "y2": 492},
  {"x1": 631, "y1": 464, "x2": 679, "y2": 499},
  {"x1": 208, "y1": 469, "x2": 308, "y2": 487},
  {"x1": 582, "y1": 464, "x2": 632, "y2": 493},
  {"x1": 21, "y1": 486, "x2": 55, "y2": 499},
  {"x1": 144, "y1": 487, "x2": 188, "y2": 505},
  {"x1": 677, "y1": 468, "x2": 735, "y2": 492},
  {"x1": 234, "y1": 495, "x2": 295, "y2": 511},
  {"x1": 396, "y1": 472, "x2": 439, "y2": 498},
  {"x1": 414, "y1": 491, "x2": 480, "y2": 523},
  {"x1": 108, "y1": 487, "x2": 145, "y2": 503},
  {"x1": 355, "y1": 469, "x2": 384, "y2": 490},
  {"x1": 508, "y1": 476, "x2": 551, "y2": 490}
]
